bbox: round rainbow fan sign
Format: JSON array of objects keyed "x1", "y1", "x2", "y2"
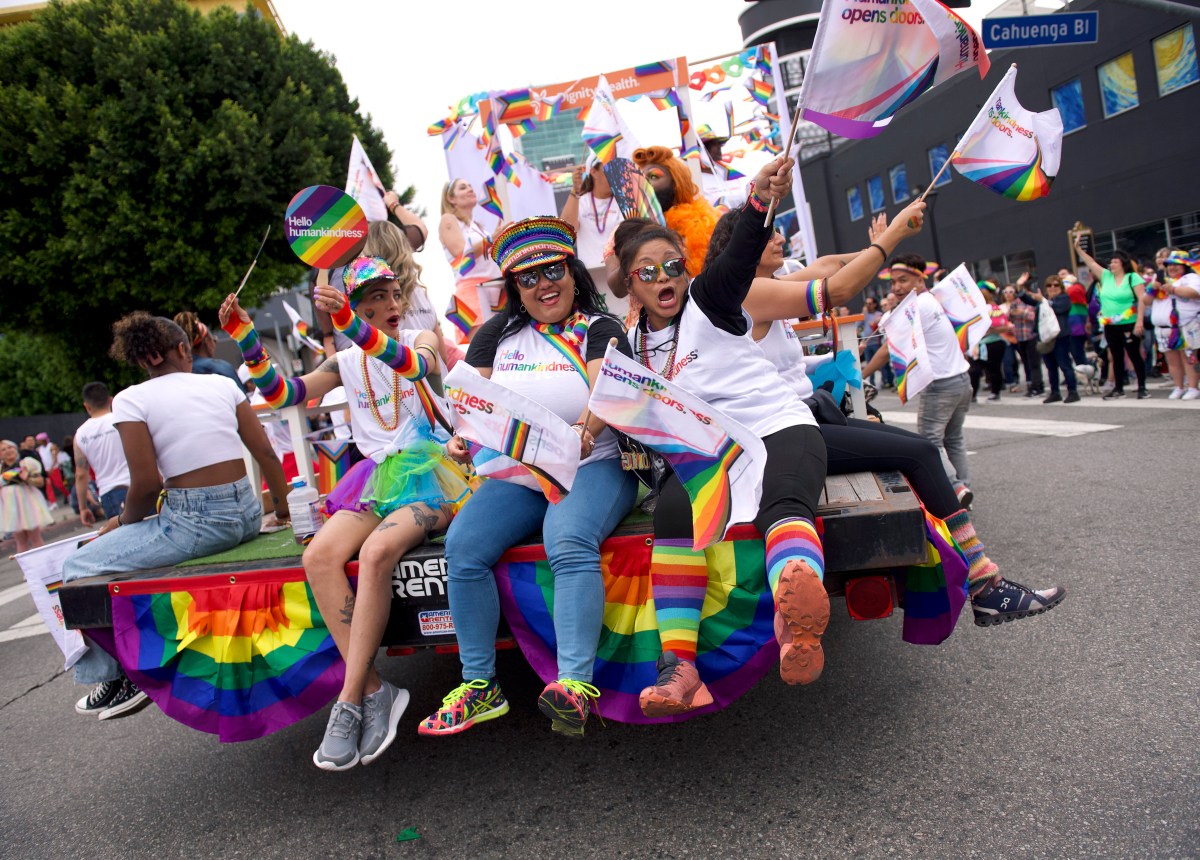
[{"x1": 284, "y1": 185, "x2": 368, "y2": 268}]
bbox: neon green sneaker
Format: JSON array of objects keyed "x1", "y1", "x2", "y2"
[
  {"x1": 537, "y1": 680, "x2": 600, "y2": 739},
  {"x1": 417, "y1": 679, "x2": 509, "y2": 737}
]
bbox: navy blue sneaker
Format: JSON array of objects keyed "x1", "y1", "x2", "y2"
[{"x1": 972, "y1": 578, "x2": 1066, "y2": 627}]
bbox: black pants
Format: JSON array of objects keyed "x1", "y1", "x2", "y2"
[
  {"x1": 1104, "y1": 322, "x2": 1146, "y2": 391},
  {"x1": 1016, "y1": 339, "x2": 1044, "y2": 392},
  {"x1": 982, "y1": 342, "x2": 1005, "y2": 396},
  {"x1": 823, "y1": 418, "x2": 960, "y2": 519},
  {"x1": 653, "y1": 424, "x2": 827, "y2": 540}
]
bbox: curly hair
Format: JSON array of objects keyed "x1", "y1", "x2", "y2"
[
  {"x1": 172, "y1": 311, "x2": 210, "y2": 349},
  {"x1": 110, "y1": 312, "x2": 188, "y2": 368},
  {"x1": 631, "y1": 146, "x2": 700, "y2": 206},
  {"x1": 365, "y1": 220, "x2": 425, "y2": 316},
  {"x1": 630, "y1": 147, "x2": 719, "y2": 274}
]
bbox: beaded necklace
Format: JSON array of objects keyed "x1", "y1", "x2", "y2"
[
  {"x1": 359, "y1": 350, "x2": 411, "y2": 431},
  {"x1": 590, "y1": 193, "x2": 615, "y2": 234},
  {"x1": 636, "y1": 318, "x2": 681, "y2": 380}
]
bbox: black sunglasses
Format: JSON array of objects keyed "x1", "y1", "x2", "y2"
[
  {"x1": 515, "y1": 261, "x2": 568, "y2": 289},
  {"x1": 631, "y1": 257, "x2": 686, "y2": 283}
]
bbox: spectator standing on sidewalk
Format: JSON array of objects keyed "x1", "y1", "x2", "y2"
[
  {"x1": 1076, "y1": 240, "x2": 1148, "y2": 399},
  {"x1": 73, "y1": 382, "x2": 132, "y2": 523},
  {"x1": 1145, "y1": 250, "x2": 1200, "y2": 400},
  {"x1": 1037, "y1": 276, "x2": 1079, "y2": 403},
  {"x1": 1007, "y1": 273, "x2": 1045, "y2": 398},
  {"x1": 977, "y1": 283, "x2": 1012, "y2": 402},
  {"x1": 0, "y1": 439, "x2": 53, "y2": 551}
]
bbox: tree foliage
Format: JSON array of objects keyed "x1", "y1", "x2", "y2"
[
  {"x1": 0, "y1": 332, "x2": 93, "y2": 416},
  {"x1": 0, "y1": 0, "x2": 394, "y2": 382}
]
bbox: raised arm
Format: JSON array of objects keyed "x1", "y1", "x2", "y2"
[
  {"x1": 383, "y1": 190, "x2": 428, "y2": 251},
  {"x1": 219, "y1": 294, "x2": 342, "y2": 409},
  {"x1": 559, "y1": 166, "x2": 584, "y2": 229},
  {"x1": 1074, "y1": 237, "x2": 1106, "y2": 282}
]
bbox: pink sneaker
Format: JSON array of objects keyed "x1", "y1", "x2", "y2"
[
  {"x1": 638, "y1": 651, "x2": 714, "y2": 717},
  {"x1": 774, "y1": 560, "x2": 830, "y2": 685}
]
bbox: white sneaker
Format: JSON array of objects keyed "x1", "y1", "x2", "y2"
[
  {"x1": 1168, "y1": 387, "x2": 1185, "y2": 399},
  {"x1": 1099, "y1": 381, "x2": 1115, "y2": 395},
  {"x1": 1183, "y1": 388, "x2": 1200, "y2": 401}
]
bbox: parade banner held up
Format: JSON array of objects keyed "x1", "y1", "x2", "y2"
[
  {"x1": 344, "y1": 135, "x2": 389, "y2": 222},
  {"x1": 931, "y1": 264, "x2": 992, "y2": 351},
  {"x1": 879, "y1": 290, "x2": 935, "y2": 404}
]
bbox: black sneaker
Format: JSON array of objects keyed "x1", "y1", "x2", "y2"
[
  {"x1": 75, "y1": 678, "x2": 122, "y2": 716},
  {"x1": 1042, "y1": 392, "x2": 1062, "y2": 404},
  {"x1": 97, "y1": 678, "x2": 151, "y2": 720},
  {"x1": 972, "y1": 579, "x2": 1066, "y2": 627},
  {"x1": 1063, "y1": 391, "x2": 1080, "y2": 404},
  {"x1": 1102, "y1": 389, "x2": 1126, "y2": 400},
  {"x1": 1136, "y1": 388, "x2": 1151, "y2": 399}
]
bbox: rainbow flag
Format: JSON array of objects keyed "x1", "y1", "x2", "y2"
[
  {"x1": 481, "y1": 177, "x2": 503, "y2": 219},
  {"x1": 427, "y1": 114, "x2": 457, "y2": 135},
  {"x1": 950, "y1": 65, "x2": 1063, "y2": 202},
  {"x1": 699, "y1": 87, "x2": 731, "y2": 103},
  {"x1": 891, "y1": 354, "x2": 918, "y2": 404},
  {"x1": 648, "y1": 88, "x2": 682, "y2": 111},
  {"x1": 507, "y1": 118, "x2": 537, "y2": 138},
  {"x1": 445, "y1": 295, "x2": 478, "y2": 337},
  {"x1": 635, "y1": 60, "x2": 674, "y2": 77},
  {"x1": 746, "y1": 76, "x2": 773, "y2": 107},
  {"x1": 493, "y1": 88, "x2": 535, "y2": 125},
  {"x1": 450, "y1": 250, "x2": 476, "y2": 277},
  {"x1": 534, "y1": 93, "x2": 563, "y2": 122},
  {"x1": 755, "y1": 45, "x2": 773, "y2": 79},
  {"x1": 582, "y1": 132, "x2": 622, "y2": 165},
  {"x1": 110, "y1": 572, "x2": 343, "y2": 742},
  {"x1": 313, "y1": 439, "x2": 353, "y2": 497},
  {"x1": 799, "y1": 0, "x2": 989, "y2": 139},
  {"x1": 895, "y1": 511, "x2": 969, "y2": 644}
]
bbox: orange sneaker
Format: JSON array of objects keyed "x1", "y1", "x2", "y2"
[
  {"x1": 638, "y1": 651, "x2": 714, "y2": 717},
  {"x1": 774, "y1": 560, "x2": 830, "y2": 685}
]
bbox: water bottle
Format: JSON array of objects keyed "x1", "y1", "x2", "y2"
[{"x1": 287, "y1": 478, "x2": 322, "y2": 545}]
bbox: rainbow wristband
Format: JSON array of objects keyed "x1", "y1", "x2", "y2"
[
  {"x1": 330, "y1": 301, "x2": 429, "y2": 380},
  {"x1": 804, "y1": 279, "x2": 828, "y2": 317},
  {"x1": 747, "y1": 192, "x2": 768, "y2": 214},
  {"x1": 223, "y1": 317, "x2": 307, "y2": 409}
]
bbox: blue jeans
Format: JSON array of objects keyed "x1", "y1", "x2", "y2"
[
  {"x1": 1068, "y1": 334, "x2": 1088, "y2": 366},
  {"x1": 99, "y1": 486, "x2": 128, "y2": 519},
  {"x1": 916, "y1": 372, "x2": 972, "y2": 491},
  {"x1": 1042, "y1": 337, "x2": 1078, "y2": 395},
  {"x1": 445, "y1": 459, "x2": 636, "y2": 683},
  {"x1": 62, "y1": 476, "x2": 262, "y2": 685}
]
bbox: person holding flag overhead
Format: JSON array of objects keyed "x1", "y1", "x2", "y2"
[
  {"x1": 219, "y1": 257, "x2": 475, "y2": 771},
  {"x1": 419, "y1": 217, "x2": 637, "y2": 740},
  {"x1": 612, "y1": 155, "x2": 838, "y2": 715}
]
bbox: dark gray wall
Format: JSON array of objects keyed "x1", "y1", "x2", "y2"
[{"x1": 799, "y1": 0, "x2": 1200, "y2": 287}]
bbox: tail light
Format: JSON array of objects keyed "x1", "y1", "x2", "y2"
[{"x1": 845, "y1": 575, "x2": 895, "y2": 620}]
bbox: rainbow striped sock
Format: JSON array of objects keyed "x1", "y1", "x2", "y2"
[
  {"x1": 946, "y1": 509, "x2": 1000, "y2": 595},
  {"x1": 765, "y1": 517, "x2": 824, "y2": 599},
  {"x1": 650, "y1": 539, "x2": 708, "y2": 663}
]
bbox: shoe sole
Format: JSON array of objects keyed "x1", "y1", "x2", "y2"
[
  {"x1": 538, "y1": 689, "x2": 587, "y2": 739},
  {"x1": 973, "y1": 587, "x2": 1067, "y2": 627},
  {"x1": 416, "y1": 699, "x2": 510, "y2": 737},
  {"x1": 638, "y1": 684, "x2": 714, "y2": 717},
  {"x1": 313, "y1": 748, "x2": 360, "y2": 771},
  {"x1": 775, "y1": 561, "x2": 829, "y2": 686},
  {"x1": 360, "y1": 688, "x2": 411, "y2": 766},
  {"x1": 76, "y1": 694, "x2": 118, "y2": 716},
  {"x1": 98, "y1": 691, "x2": 151, "y2": 721},
  {"x1": 957, "y1": 488, "x2": 974, "y2": 509}
]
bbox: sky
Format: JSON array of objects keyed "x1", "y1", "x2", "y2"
[{"x1": 276, "y1": 0, "x2": 1006, "y2": 316}]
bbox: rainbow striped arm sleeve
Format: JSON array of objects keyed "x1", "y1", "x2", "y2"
[
  {"x1": 329, "y1": 302, "x2": 429, "y2": 380},
  {"x1": 222, "y1": 317, "x2": 307, "y2": 409}
]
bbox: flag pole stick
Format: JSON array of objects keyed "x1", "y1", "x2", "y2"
[
  {"x1": 763, "y1": 95, "x2": 805, "y2": 227},
  {"x1": 918, "y1": 156, "x2": 954, "y2": 203},
  {"x1": 579, "y1": 337, "x2": 619, "y2": 433}
]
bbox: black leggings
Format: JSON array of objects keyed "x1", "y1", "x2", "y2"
[
  {"x1": 653, "y1": 424, "x2": 827, "y2": 540},
  {"x1": 1017, "y1": 339, "x2": 1045, "y2": 392},
  {"x1": 983, "y1": 342, "x2": 1006, "y2": 396},
  {"x1": 1103, "y1": 322, "x2": 1146, "y2": 391},
  {"x1": 822, "y1": 418, "x2": 960, "y2": 519}
]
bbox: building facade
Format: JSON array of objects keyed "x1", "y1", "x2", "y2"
[{"x1": 743, "y1": 0, "x2": 1200, "y2": 289}]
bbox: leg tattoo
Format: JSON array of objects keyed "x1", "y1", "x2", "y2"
[
  {"x1": 340, "y1": 594, "x2": 355, "y2": 626},
  {"x1": 410, "y1": 504, "x2": 439, "y2": 535}
]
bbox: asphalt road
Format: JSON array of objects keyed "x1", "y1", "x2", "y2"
[{"x1": 1, "y1": 382, "x2": 1196, "y2": 860}]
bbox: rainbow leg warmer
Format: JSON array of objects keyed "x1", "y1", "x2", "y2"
[
  {"x1": 765, "y1": 517, "x2": 824, "y2": 599},
  {"x1": 650, "y1": 539, "x2": 708, "y2": 663},
  {"x1": 946, "y1": 509, "x2": 1000, "y2": 596},
  {"x1": 222, "y1": 318, "x2": 306, "y2": 409}
]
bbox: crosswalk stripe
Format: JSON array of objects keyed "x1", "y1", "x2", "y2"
[
  {"x1": 0, "y1": 616, "x2": 49, "y2": 643},
  {"x1": 884, "y1": 412, "x2": 1121, "y2": 438},
  {"x1": 0, "y1": 583, "x2": 30, "y2": 608}
]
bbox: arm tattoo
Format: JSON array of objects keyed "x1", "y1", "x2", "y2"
[
  {"x1": 411, "y1": 504, "x2": 439, "y2": 535},
  {"x1": 339, "y1": 594, "x2": 355, "y2": 626},
  {"x1": 318, "y1": 355, "x2": 340, "y2": 373}
]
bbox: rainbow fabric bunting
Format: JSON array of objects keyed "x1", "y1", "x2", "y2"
[
  {"x1": 755, "y1": 45, "x2": 773, "y2": 79},
  {"x1": 493, "y1": 88, "x2": 535, "y2": 125},
  {"x1": 746, "y1": 77, "x2": 773, "y2": 107},
  {"x1": 110, "y1": 572, "x2": 343, "y2": 742},
  {"x1": 647, "y1": 88, "x2": 682, "y2": 111},
  {"x1": 950, "y1": 65, "x2": 1063, "y2": 202},
  {"x1": 481, "y1": 177, "x2": 504, "y2": 219},
  {"x1": 635, "y1": 60, "x2": 674, "y2": 77},
  {"x1": 582, "y1": 132, "x2": 622, "y2": 165},
  {"x1": 534, "y1": 93, "x2": 563, "y2": 122},
  {"x1": 313, "y1": 439, "x2": 353, "y2": 497},
  {"x1": 700, "y1": 87, "x2": 731, "y2": 103},
  {"x1": 798, "y1": 0, "x2": 989, "y2": 139}
]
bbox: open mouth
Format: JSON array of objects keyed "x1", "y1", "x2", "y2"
[
  {"x1": 655, "y1": 286, "x2": 678, "y2": 310},
  {"x1": 537, "y1": 289, "x2": 561, "y2": 306},
  {"x1": 385, "y1": 314, "x2": 401, "y2": 330}
]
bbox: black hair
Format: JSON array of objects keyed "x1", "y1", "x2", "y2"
[
  {"x1": 498, "y1": 258, "x2": 616, "y2": 340},
  {"x1": 613, "y1": 221, "x2": 687, "y2": 282},
  {"x1": 81, "y1": 381, "x2": 111, "y2": 409},
  {"x1": 1109, "y1": 249, "x2": 1133, "y2": 275},
  {"x1": 703, "y1": 209, "x2": 741, "y2": 271},
  {"x1": 889, "y1": 252, "x2": 927, "y2": 273},
  {"x1": 109, "y1": 311, "x2": 188, "y2": 368}
]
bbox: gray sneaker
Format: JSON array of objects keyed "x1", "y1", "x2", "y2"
[
  {"x1": 313, "y1": 701, "x2": 363, "y2": 771},
  {"x1": 359, "y1": 680, "x2": 411, "y2": 765}
]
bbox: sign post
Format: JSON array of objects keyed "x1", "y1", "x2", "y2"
[{"x1": 982, "y1": 12, "x2": 1099, "y2": 50}]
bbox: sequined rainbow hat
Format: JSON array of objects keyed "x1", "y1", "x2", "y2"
[
  {"x1": 342, "y1": 256, "x2": 396, "y2": 307},
  {"x1": 490, "y1": 217, "x2": 577, "y2": 275}
]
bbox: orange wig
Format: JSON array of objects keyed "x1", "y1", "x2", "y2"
[{"x1": 632, "y1": 146, "x2": 719, "y2": 276}]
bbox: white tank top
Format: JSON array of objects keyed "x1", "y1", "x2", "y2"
[
  {"x1": 336, "y1": 332, "x2": 451, "y2": 461},
  {"x1": 400, "y1": 285, "x2": 439, "y2": 333},
  {"x1": 628, "y1": 299, "x2": 817, "y2": 438},
  {"x1": 754, "y1": 320, "x2": 814, "y2": 400},
  {"x1": 443, "y1": 219, "x2": 501, "y2": 283}
]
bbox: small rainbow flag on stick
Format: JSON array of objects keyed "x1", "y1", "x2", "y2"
[
  {"x1": 745, "y1": 77, "x2": 773, "y2": 107},
  {"x1": 481, "y1": 177, "x2": 504, "y2": 219}
]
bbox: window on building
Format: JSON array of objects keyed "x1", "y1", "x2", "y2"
[
  {"x1": 927, "y1": 144, "x2": 952, "y2": 187},
  {"x1": 888, "y1": 164, "x2": 909, "y2": 203},
  {"x1": 1153, "y1": 25, "x2": 1199, "y2": 97},
  {"x1": 866, "y1": 175, "x2": 885, "y2": 212},
  {"x1": 1050, "y1": 78, "x2": 1086, "y2": 134},
  {"x1": 1092, "y1": 231, "x2": 1116, "y2": 263},
  {"x1": 1113, "y1": 220, "x2": 1169, "y2": 266},
  {"x1": 974, "y1": 256, "x2": 1007, "y2": 284},
  {"x1": 1098, "y1": 52, "x2": 1138, "y2": 118},
  {"x1": 780, "y1": 54, "x2": 805, "y2": 90},
  {"x1": 846, "y1": 186, "x2": 864, "y2": 222},
  {"x1": 1167, "y1": 210, "x2": 1200, "y2": 250},
  {"x1": 1004, "y1": 250, "x2": 1037, "y2": 283}
]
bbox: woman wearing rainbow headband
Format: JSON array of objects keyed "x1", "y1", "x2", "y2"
[
  {"x1": 419, "y1": 217, "x2": 637, "y2": 740},
  {"x1": 219, "y1": 257, "x2": 474, "y2": 771}
]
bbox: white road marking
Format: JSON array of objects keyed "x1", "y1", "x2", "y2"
[
  {"x1": 0, "y1": 583, "x2": 31, "y2": 608},
  {"x1": 0, "y1": 615, "x2": 49, "y2": 643},
  {"x1": 884, "y1": 412, "x2": 1121, "y2": 438}
]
